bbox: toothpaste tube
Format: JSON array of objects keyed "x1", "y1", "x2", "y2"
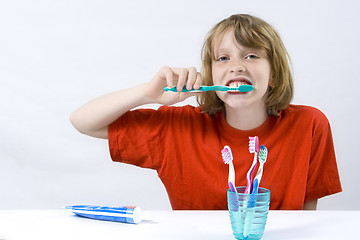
[{"x1": 65, "y1": 205, "x2": 142, "y2": 224}]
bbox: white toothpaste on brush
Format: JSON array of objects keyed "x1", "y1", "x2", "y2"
[{"x1": 66, "y1": 205, "x2": 142, "y2": 224}]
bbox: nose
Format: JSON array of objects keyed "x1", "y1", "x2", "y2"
[{"x1": 230, "y1": 61, "x2": 246, "y2": 73}]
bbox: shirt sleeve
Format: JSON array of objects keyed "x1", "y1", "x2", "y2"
[
  {"x1": 304, "y1": 109, "x2": 342, "y2": 202},
  {"x1": 108, "y1": 107, "x2": 168, "y2": 170}
]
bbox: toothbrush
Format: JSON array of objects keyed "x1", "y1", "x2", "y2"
[
  {"x1": 164, "y1": 85, "x2": 253, "y2": 93},
  {"x1": 243, "y1": 189, "x2": 257, "y2": 238},
  {"x1": 245, "y1": 136, "x2": 260, "y2": 194},
  {"x1": 251, "y1": 145, "x2": 268, "y2": 194},
  {"x1": 244, "y1": 145, "x2": 268, "y2": 238},
  {"x1": 221, "y1": 145, "x2": 237, "y2": 193}
]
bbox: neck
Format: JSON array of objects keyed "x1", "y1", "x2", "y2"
[{"x1": 225, "y1": 105, "x2": 268, "y2": 131}]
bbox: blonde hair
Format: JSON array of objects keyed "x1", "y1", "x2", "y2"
[{"x1": 197, "y1": 14, "x2": 293, "y2": 116}]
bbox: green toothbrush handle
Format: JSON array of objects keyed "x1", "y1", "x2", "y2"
[
  {"x1": 163, "y1": 85, "x2": 253, "y2": 92},
  {"x1": 163, "y1": 86, "x2": 215, "y2": 92}
]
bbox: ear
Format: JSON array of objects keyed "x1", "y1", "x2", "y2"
[{"x1": 268, "y1": 78, "x2": 275, "y2": 89}]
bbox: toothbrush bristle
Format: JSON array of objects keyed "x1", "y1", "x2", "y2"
[
  {"x1": 248, "y1": 136, "x2": 260, "y2": 153},
  {"x1": 227, "y1": 85, "x2": 254, "y2": 92},
  {"x1": 221, "y1": 145, "x2": 233, "y2": 164},
  {"x1": 259, "y1": 145, "x2": 268, "y2": 163},
  {"x1": 228, "y1": 86, "x2": 247, "y2": 91}
]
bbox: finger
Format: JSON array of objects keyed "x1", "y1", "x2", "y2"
[
  {"x1": 176, "y1": 68, "x2": 188, "y2": 92},
  {"x1": 186, "y1": 67, "x2": 197, "y2": 90},
  {"x1": 161, "y1": 66, "x2": 174, "y2": 87},
  {"x1": 194, "y1": 72, "x2": 203, "y2": 89}
]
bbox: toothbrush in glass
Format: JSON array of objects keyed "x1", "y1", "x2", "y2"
[
  {"x1": 251, "y1": 145, "x2": 268, "y2": 194},
  {"x1": 243, "y1": 189, "x2": 257, "y2": 238},
  {"x1": 243, "y1": 142, "x2": 264, "y2": 238},
  {"x1": 164, "y1": 85, "x2": 253, "y2": 93},
  {"x1": 221, "y1": 145, "x2": 237, "y2": 193},
  {"x1": 245, "y1": 136, "x2": 260, "y2": 194}
]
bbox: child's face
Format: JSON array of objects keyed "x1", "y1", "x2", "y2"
[{"x1": 211, "y1": 29, "x2": 271, "y2": 112}]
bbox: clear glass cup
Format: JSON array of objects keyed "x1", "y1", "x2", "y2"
[{"x1": 227, "y1": 187, "x2": 270, "y2": 240}]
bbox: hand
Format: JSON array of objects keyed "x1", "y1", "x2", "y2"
[{"x1": 144, "y1": 66, "x2": 202, "y2": 105}]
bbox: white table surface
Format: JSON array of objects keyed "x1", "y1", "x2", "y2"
[{"x1": 0, "y1": 210, "x2": 358, "y2": 240}]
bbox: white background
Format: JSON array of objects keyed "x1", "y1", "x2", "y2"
[{"x1": 1, "y1": 0, "x2": 359, "y2": 210}]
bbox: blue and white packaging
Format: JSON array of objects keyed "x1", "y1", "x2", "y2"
[{"x1": 66, "y1": 205, "x2": 142, "y2": 224}]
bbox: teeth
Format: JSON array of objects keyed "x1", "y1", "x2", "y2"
[
  {"x1": 229, "y1": 82, "x2": 238, "y2": 88},
  {"x1": 228, "y1": 81, "x2": 249, "y2": 88},
  {"x1": 227, "y1": 80, "x2": 251, "y2": 92}
]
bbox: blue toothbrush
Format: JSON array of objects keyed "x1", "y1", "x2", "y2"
[
  {"x1": 244, "y1": 145, "x2": 268, "y2": 238},
  {"x1": 251, "y1": 145, "x2": 268, "y2": 194},
  {"x1": 164, "y1": 85, "x2": 253, "y2": 92}
]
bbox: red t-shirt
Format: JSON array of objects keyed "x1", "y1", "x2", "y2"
[{"x1": 108, "y1": 104, "x2": 342, "y2": 210}]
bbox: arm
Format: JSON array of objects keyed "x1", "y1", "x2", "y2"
[
  {"x1": 303, "y1": 199, "x2": 318, "y2": 210},
  {"x1": 69, "y1": 66, "x2": 202, "y2": 139}
]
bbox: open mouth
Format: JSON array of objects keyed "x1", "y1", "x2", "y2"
[{"x1": 226, "y1": 78, "x2": 252, "y2": 93}]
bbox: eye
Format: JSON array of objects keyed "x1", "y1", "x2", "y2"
[
  {"x1": 245, "y1": 54, "x2": 259, "y2": 60},
  {"x1": 216, "y1": 56, "x2": 229, "y2": 62}
]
